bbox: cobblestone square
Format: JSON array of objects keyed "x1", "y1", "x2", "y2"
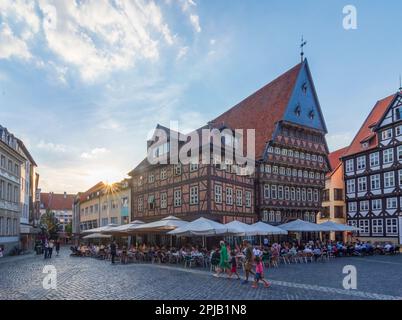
[{"x1": 1, "y1": 248, "x2": 401, "y2": 300}]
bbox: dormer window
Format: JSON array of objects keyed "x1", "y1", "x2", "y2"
[
  {"x1": 361, "y1": 142, "x2": 369, "y2": 149},
  {"x1": 309, "y1": 110, "x2": 315, "y2": 120},
  {"x1": 302, "y1": 82, "x2": 308, "y2": 95},
  {"x1": 294, "y1": 104, "x2": 301, "y2": 117}
]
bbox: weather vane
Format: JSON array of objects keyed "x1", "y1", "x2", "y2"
[
  {"x1": 300, "y1": 36, "x2": 307, "y2": 63},
  {"x1": 399, "y1": 74, "x2": 402, "y2": 92}
]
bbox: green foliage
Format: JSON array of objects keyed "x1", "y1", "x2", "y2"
[{"x1": 39, "y1": 209, "x2": 61, "y2": 239}]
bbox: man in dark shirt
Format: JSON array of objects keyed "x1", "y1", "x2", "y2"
[
  {"x1": 110, "y1": 241, "x2": 117, "y2": 264},
  {"x1": 242, "y1": 240, "x2": 255, "y2": 284}
]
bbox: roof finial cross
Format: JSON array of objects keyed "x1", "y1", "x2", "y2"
[
  {"x1": 300, "y1": 36, "x2": 307, "y2": 63},
  {"x1": 399, "y1": 74, "x2": 402, "y2": 93}
]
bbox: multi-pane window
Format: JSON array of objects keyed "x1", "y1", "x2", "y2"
[
  {"x1": 271, "y1": 185, "x2": 277, "y2": 199},
  {"x1": 345, "y1": 159, "x2": 354, "y2": 173},
  {"x1": 275, "y1": 211, "x2": 281, "y2": 223},
  {"x1": 265, "y1": 165, "x2": 271, "y2": 173},
  {"x1": 396, "y1": 125, "x2": 402, "y2": 136},
  {"x1": 279, "y1": 167, "x2": 285, "y2": 175},
  {"x1": 263, "y1": 185, "x2": 270, "y2": 199},
  {"x1": 148, "y1": 195, "x2": 155, "y2": 210},
  {"x1": 334, "y1": 206, "x2": 344, "y2": 218},
  {"x1": 370, "y1": 174, "x2": 381, "y2": 190},
  {"x1": 313, "y1": 189, "x2": 319, "y2": 202},
  {"x1": 174, "y1": 189, "x2": 182, "y2": 207},
  {"x1": 322, "y1": 189, "x2": 330, "y2": 202},
  {"x1": 399, "y1": 170, "x2": 402, "y2": 186},
  {"x1": 360, "y1": 200, "x2": 369, "y2": 211},
  {"x1": 301, "y1": 188, "x2": 306, "y2": 202},
  {"x1": 386, "y1": 197, "x2": 397, "y2": 209},
  {"x1": 138, "y1": 197, "x2": 143, "y2": 212},
  {"x1": 262, "y1": 210, "x2": 268, "y2": 222},
  {"x1": 384, "y1": 171, "x2": 395, "y2": 188},
  {"x1": 284, "y1": 187, "x2": 290, "y2": 200},
  {"x1": 356, "y1": 156, "x2": 366, "y2": 170},
  {"x1": 174, "y1": 164, "x2": 182, "y2": 175},
  {"x1": 273, "y1": 166, "x2": 278, "y2": 174},
  {"x1": 307, "y1": 189, "x2": 312, "y2": 202},
  {"x1": 269, "y1": 211, "x2": 275, "y2": 222},
  {"x1": 148, "y1": 173, "x2": 154, "y2": 183},
  {"x1": 296, "y1": 188, "x2": 301, "y2": 201},
  {"x1": 190, "y1": 163, "x2": 199, "y2": 172},
  {"x1": 214, "y1": 185, "x2": 222, "y2": 203},
  {"x1": 398, "y1": 146, "x2": 402, "y2": 161},
  {"x1": 381, "y1": 129, "x2": 392, "y2": 140},
  {"x1": 236, "y1": 189, "x2": 243, "y2": 206},
  {"x1": 160, "y1": 193, "x2": 167, "y2": 208},
  {"x1": 383, "y1": 148, "x2": 394, "y2": 164},
  {"x1": 357, "y1": 177, "x2": 367, "y2": 192},
  {"x1": 372, "y1": 219, "x2": 383, "y2": 235},
  {"x1": 278, "y1": 186, "x2": 283, "y2": 200},
  {"x1": 386, "y1": 218, "x2": 398, "y2": 235},
  {"x1": 334, "y1": 188, "x2": 343, "y2": 201},
  {"x1": 348, "y1": 202, "x2": 357, "y2": 212},
  {"x1": 369, "y1": 152, "x2": 380, "y2": 167},
  {"x1": 245, "y1": 191, "x2": 251, "y2": 208},
  {"x1": 359, "y1": 220, "x2": 369, "y2": 234},
  {"x1": 372, "y1": 199, "x2": 382, "y2": 210},
  {"x1": 290, "y1": 187, "x2": 296, "y2": 201},
  {"x1": 160, "y1": 168, "x2": 167, "y2": 180},
  {"x1": 226, "y1": 188, "x2": 233, "y2": 205},
  {"x1": 190, "y1": 186, "x2": 199, "y2": 205}
]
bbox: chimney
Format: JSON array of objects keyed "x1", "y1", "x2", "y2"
[{"x1": 64, "y1": 192, "x2": 67, "y2": 199}]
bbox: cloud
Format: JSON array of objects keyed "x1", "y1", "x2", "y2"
[
  {"x1": 189, "y1": 14, "x2": 201, "y2": 33},
  {"x1": 177, "y1": 46, "x2": 189, "y2": 60},
  {"x1": 80, "y1": 147, "x2": 109, "y2": 159},
  {"x1": 37, "y1": 140, "x2": 69, "y2": 153},
  {"x1": 0, "y1": 23, "x2": 31, "y2": 60}
]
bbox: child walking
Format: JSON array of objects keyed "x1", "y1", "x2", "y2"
[
  {"x1": 252, "y1": 256, "x2": 271, "y2": 288},
  {"x1": 229, "y1": 250, "x2": 240, "y2": 280}
]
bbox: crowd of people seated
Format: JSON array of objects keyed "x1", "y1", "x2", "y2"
[{"x1": 70, "y1": 238, "x2": 400, "y2": 267}]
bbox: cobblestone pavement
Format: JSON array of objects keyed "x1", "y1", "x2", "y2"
[{"x1": 1, "y1": 248, "x2": 401, "y2": 300}]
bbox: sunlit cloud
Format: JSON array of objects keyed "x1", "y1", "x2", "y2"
[{"x1": 80, "y1": 147, "x2": 109, "y2": 159}]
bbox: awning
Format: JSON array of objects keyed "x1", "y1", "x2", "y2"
[{"x1": 278, "y1": 219, "x2": 332, "y2": 232}]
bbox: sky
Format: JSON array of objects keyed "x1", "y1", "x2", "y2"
[{"x1": 0, "y1": 0, "x2": 401, "y2": 194}]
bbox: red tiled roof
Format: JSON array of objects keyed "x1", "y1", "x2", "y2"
[
  {"x1": 328, "y1": 147, "x2": 349, "y2": 173},
  {"x1": 210, "y1": 63, "x2": 302, "y2": 159},
  {"x1": 342, "y1": 94, "x2": 396, "y2": 157},
  {"x1": 79, "y1": 182, "x2": 106, "y2": 202},
  {"x1": 40, "y1": 193, "x2": 75, "y2": 211}
]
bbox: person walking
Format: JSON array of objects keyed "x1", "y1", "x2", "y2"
[
  {"x1": 43, "y1": 240, "x2": 49, "y2": 259},
  {"x1": 215, "y1": 241, "x2": 230, "y2": 277},
  {"x1": 110, "y1": 241, "x2": 117, "y2": 264},
  {"x1": 55, "y1": 240, "x2": 60, "y2": 256},
  {"x1": 242, "y1": 240, "x2": 255, "y2": 284},
  {"x1": 48, "y1": 240, "x2": 54, "y2": 259},
  {"x1": 252, "y1": 256, "x2": 271, "y2": 288}
]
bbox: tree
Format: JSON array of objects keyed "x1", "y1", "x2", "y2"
[
  {"x1": 40, "y1": 209, "x2": 61, "y2": 239},
  {"x1": 65, "y1": 221, "x2": 72, "y2": 238}
]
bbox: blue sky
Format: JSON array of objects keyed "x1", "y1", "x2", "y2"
[{"x1": 0, "y1": 0, "x2": 401, "y2": 193}]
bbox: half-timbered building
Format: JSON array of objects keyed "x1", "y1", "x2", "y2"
[
  {"x1": 342, "y1": 91, "x2": 402, "y2": 245},
  {"x1": 129, "y1": 59, "x2": 330, "y2": 224}
]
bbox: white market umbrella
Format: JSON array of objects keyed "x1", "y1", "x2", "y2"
[
  {"x1": 278, "y1": 219, "x2": 332, "y2": 232},
  {"x1": 130, "y1": 216, "x2": 188, "y2": 233},
  {"x1": 82, "y1": 233, "x2": 112, "y2": 239},
  {"x1": 224, "y1": 220, "x2": 255, "y2": 236},
  {"x1": 247, "y1": 221, "x2": 288, "y2": 236},
  {"x1": 168, "y1": 217, "x2": 242, "y2": 237},
  {"x1": 319, "y1": 221, "x2": 360, "y2": 232},
  {"x1": 82, "y1": 223, "x2": 119, "y2": 234},
  {"x1": 102, "y1": 220, "x2": 145, "y2": 235}
]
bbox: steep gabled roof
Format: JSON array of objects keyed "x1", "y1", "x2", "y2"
[
  {"x1": 342, "y1": 94, "x2": 396, "y2": 157},
  {"x1": 40, "y1": 193, "x2": 75, "y2": 211},
  {"x1": 210, "y1": 62, "x2": 303, "y2": 159},
  {"x1": 327, "y1": 147, "x2": 349, "y2": 177}
]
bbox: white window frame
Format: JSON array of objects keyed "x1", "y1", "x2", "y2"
[
  {"x1": 236, "y1": 189, "x2": 243, "y2": 206},
  {"x1": 357, "y1": 177, "x2": 367, "y2": 192},
  {"x1": 381, "y1": 129, "x2": 392, "y2": 140},
  {"x1": 370, "y1": 174, "x2": 380, "y2": 190},
  {"x1": 190, "y1": 186, "x2": 199, "y2": 205},
  {"x1": 384, "y1": 171, "x2": 395, "y2": 188},
  {"x1": 174, "y1": 189, "x2": 182, "y2": 207},
  {"x1": 369, "y1": 152, "x2": 380, "y2": 167},
  {"x1": 386, "y1": 218, "x2": 398, "y2": 235},
  {"x1": 160, "y1": 168, "x2": 167, "y2": 180},
  {"x1": 383, "y1": 148, "x2": 394, "y2": 164},
  {"x1": 226, "y1": 187, "x2": 233, "y2": 205},
  {"x1": 359, "y1": 220, "x2": 369, "y2": 235},
  {"x1": 174, "y1": 164, "x2": 182, "y2": 175},
  {"x1": 160, "y1": 193, "x2": 167, "y2": 209},
  {"x1": 359, "y1": 200, "x2": 369, "y2": 211},
  {"x1": 214, "y1": 185, "x2": 222, "y2": 204},
  {"x1": 348, "y1": 202, "x2": 357, "y2": 213},
  {"x1": 357, "y1": 156, "x2": 366, "y2": 170},
  {"x1": 347, "y1": 179, "x2": 355, "y2": 193},
  {"x1": 372, "y1": 199, "x2": 382, "y2": 210},
  {"x1": 345, "y1": 159, "x2": 354, "y2": 173},
  {"x1": 372, "y1": 219, "x2": 383, "y2": 235},
  {"x1": 263, "y1": 185, "x2": 270, "y2": 199},
  {"x1": 271, "y1": 185, "x2": 277, "y2": 199},
  {"x1": 245, "y1": 191, "x2": 252, "y2": 208},
  {"x1": 386, "y1": 197, "x2": 397, "y2": 209}
]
